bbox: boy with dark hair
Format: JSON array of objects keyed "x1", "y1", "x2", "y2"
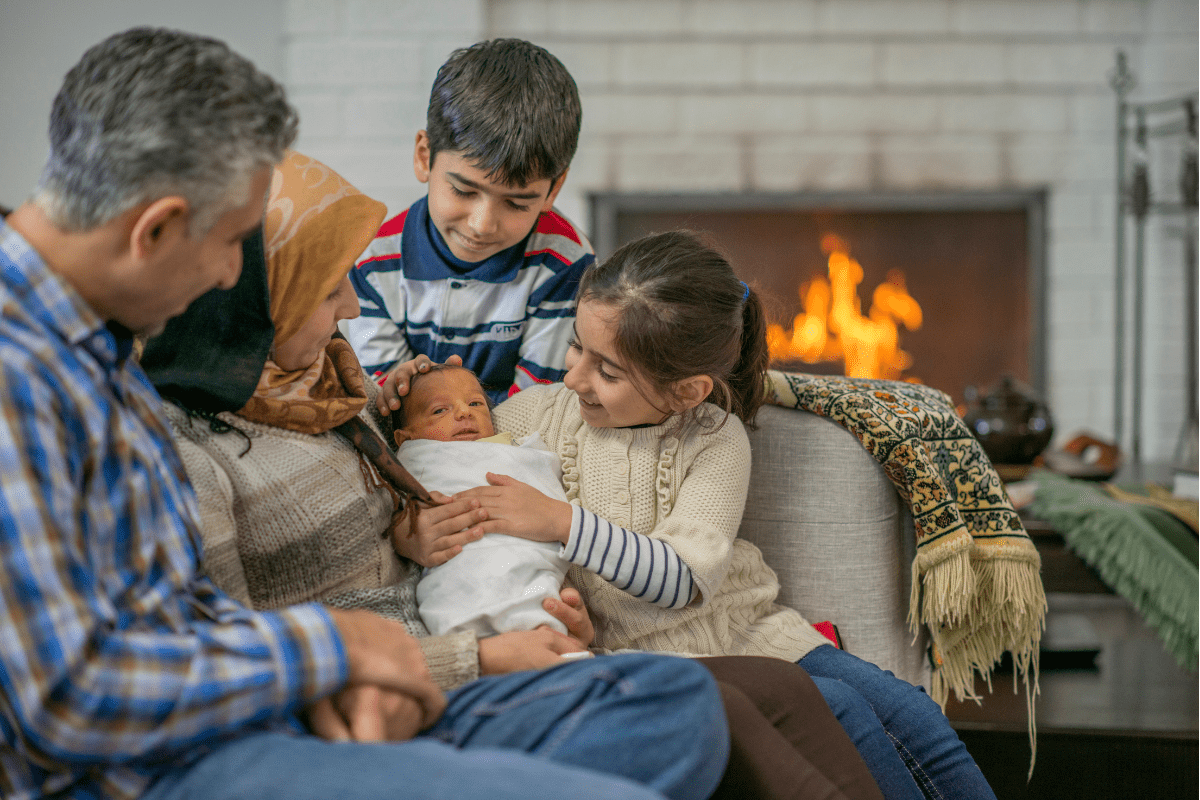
[{"x1": 343, "y1": 38, "x2": 592, "y2": 405}]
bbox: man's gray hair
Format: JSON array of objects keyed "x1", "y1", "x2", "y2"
[{"x1": 33, "y1": 27, "x2": 298, "y2": 234}]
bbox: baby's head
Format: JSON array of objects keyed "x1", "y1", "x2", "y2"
[{"x1": 394, "y1": 365, "x2": 496, "y2": 445}]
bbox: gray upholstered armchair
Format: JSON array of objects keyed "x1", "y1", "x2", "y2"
[{"x1": 739, "y1": 405, "x2": 931, "y2": 689}]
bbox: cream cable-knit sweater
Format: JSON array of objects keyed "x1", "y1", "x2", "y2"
[
  {"x1": 494, "y1": 384, "x2": 830, "y2": 661},
  {"x1": 165, "y1": 386, "x2": 479, "y2": 691}
]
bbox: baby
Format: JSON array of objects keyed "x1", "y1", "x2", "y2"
[{"x1": 394, "y1": 365, "x2": 571, "y2": 637}]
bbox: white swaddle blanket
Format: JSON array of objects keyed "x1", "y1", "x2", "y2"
[{"x1": 399, "y1": 434, "x2": 570, "y2": 637}]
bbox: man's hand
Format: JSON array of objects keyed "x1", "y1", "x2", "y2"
[
  {"x1": 307, "y1": 685, "x2": 425, "y2": 743},
  {"x1": 376, "y1": 354, "x2": 464, "y2": 416},
  {"x1": 544, "y1": 587, "x2": 594, "y2": 648},
  {"x1": 390, "y1": 491, "x2": 487, "y2": 568},
  {"x1": 478, "y1": 628, "x2": 589, "y2": 674},
  {"x1": 454, "y1": 473, "x2": 573, "y2": 544},
  {"x1": 324, "y1": 607, "x2": 446, "y2": 729}
]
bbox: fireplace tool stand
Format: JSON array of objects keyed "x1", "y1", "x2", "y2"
[{"x1": 1110, "y1": 51, "x2": 1199, "y2": 469}]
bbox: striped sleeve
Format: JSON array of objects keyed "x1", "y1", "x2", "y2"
[{"x1": 563, "y1": 506, "x2": 698, "y2": 609}]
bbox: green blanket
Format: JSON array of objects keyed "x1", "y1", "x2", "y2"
[{"x1": 1029, "y1": 469, "x2": 1199, "y2": 670}]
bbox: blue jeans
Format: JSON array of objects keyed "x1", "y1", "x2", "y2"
[
  {"x1": 144, "y1": 653, "x2": 728, "y2": 800},
  {"x1": 800, "y1": 644, "x2": 997, "y2": 800}
]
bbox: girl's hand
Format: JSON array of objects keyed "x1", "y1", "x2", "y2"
[
  {"x1": 454, "y1": 473, "x2": 573, "y2": 544},
  {"x1": 376, "y1": 354, "x2": 464, "y2": 416},
  {"x1": 544, "y1": 587, "x2": 594, "y2": 647},
  {"x1": 390, "y1": 491, "x2": 486, "y2": 567},
  {"x1": 478, "y1": 628, "x2": 588, "y2": 674}
]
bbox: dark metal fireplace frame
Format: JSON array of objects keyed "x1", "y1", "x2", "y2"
[{"x1": 588, "y1": 189, "x2": 1049, "y2": 397}]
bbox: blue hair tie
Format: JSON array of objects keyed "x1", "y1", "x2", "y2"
[{"x1": 740, "y1": 281, "x2": 750, "y2": 302}]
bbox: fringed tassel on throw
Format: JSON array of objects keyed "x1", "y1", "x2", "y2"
[
  {"x1": 908, "y1": 545, "x2": 976, "y2": 643},
  {"x1": 922, "y1": 555, "x2": 1046, "y2": 776}
]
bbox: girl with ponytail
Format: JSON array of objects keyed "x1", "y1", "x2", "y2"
[{"x1": 457, "y1": 230, "x2": 994, "y2": 800}]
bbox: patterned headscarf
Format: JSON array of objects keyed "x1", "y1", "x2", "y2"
[{"x1": 236, "y1": 151, "x2": 387, "y2": 434}]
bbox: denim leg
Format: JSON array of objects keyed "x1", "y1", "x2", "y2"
[
  {"x1": 425, "y1": 652, "x2": 729, "y2": 800},
  {"x1": 810, "y1": 675, "x2": 924, "y2": 800},
  {"x1": 800, "y1": 645, "x2": 998, "y2": 800},
  {"x1": 142, "y1": 730, "x2": 665, "y2": 800}
]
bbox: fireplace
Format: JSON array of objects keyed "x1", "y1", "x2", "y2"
[{"x1": 590, "y1": 191, "x2": 1047, "y2": 406}]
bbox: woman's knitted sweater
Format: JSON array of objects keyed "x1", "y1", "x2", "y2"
[
  {"x1": 165, "y1": 389, "x2": 479, "y2": 691},
  {"x1": 493, "y1": 383, "x2": 830, "y2": 661}
]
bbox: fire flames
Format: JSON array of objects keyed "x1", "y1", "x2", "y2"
[{"x1": 766, "y1": 234, "x2": 923, "y2": 380}]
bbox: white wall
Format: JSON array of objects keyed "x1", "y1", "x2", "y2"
[
  {"x1": 282, "y1": 0, "x2": 486, "y2": 217},
  {"x1": 0, "y1": 0, "x2": 284, "y2": 207}
]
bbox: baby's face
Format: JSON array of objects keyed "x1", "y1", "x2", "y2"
[{"x1": 400, "y1": 369, "x2": 496, "y2": 442}]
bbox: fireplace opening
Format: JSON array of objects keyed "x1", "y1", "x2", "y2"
[{"x1": 590, "y1": 191, "x2": 1047, "y2": 406}]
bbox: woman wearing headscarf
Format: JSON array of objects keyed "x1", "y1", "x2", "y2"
[{"x1": 142, "y1": 151, "x2": 882, "y2": 800}]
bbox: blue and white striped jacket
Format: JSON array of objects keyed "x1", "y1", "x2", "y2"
[{"x1": 343, "y1": 197, "x2": 594, "y2": 404}]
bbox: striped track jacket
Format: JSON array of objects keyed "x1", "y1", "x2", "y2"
[{"x1": 344, "y1": 196, "x2": 594, "y2": 403}]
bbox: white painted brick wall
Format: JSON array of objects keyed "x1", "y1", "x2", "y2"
[
  {"x1": 587, "y1": 93, "x2": 680, "y2": 135},
  {"x1": 940, "y1": 95, "x2": 1072, "y2": 135},
  {"x1": 749, "y1": 43, "x2": 876, "y2": 87},
  {"x1": 282, "y1": 0, "x2": 1198, "y2": 462},
  {"x1": 615, "y1": 42, "x2": 747, "y2": 88},
  {"x1": 345, "y1": 0, "x2": 483, "y2": 33},
  {"x1": 881, "y1": 43, "x2": 1009, "y2": 86},
  {"x1": 680, "y1": 94, "x2": 809, "y2": 135},
  {"x1": 752, "y1": 134, "x2": 876, "y2": 191},
  {"x1": 544, "y1": 0, "x2": 685, "y2": 36},
  {"x1": 1008, "y1": 42, "x2": 1132, "y2": 85},
  {"x1": 1084, "y1": 1, "x2": 1151, "y2": 34},
  {"x1": 686, "y1": 0, "x2": 820, "y2": 35},
  {"x1": 284, "y1": 0, "x2": 484, "y2": 216},
  {"x1": 614, "y1": 135, "x2": 745, "y2": 191},
  {"x1": 810, "y1": 94, "x2": 941, "y2": 134},
  {"x1": 879, "y1": 133, "x2": 1007, "y2": 188},
  {"x1": 820, "y1": 0, "x2": 952, "y2": 35},
  {"x1": 952, "y1": 0, "x2": 1083, "y2": 34}
]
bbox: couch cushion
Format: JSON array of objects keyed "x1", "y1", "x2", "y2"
[{"x1": 739, "y1": 404, "x2": 930, "y2": 688}]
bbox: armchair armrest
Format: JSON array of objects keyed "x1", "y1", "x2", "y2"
[{"x1": 739, "y1": 405, "x2": 930, "y2": 688}]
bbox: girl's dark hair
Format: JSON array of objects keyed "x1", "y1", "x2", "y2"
[{"x1": 579, "y1": 230, "x2": 769, "y2": 434}]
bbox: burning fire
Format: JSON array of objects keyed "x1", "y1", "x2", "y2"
[{"x1": 766, "y1": 234, "x2": 923, "y2": 380}]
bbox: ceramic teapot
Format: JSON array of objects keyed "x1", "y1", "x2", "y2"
[{"x1": 961, "y1": 375, "x2": 1054, "y2": 465}]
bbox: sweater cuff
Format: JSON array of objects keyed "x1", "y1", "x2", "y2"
[
  {"x1": 417, "y1": 630, "x2": 480, "y2": 691},
  {"x1": 261, "y1": 603, "x2": 348, "y2": 706},
  {"x1": 563, "y1": 504, "x2": 587, "y2": 563}
]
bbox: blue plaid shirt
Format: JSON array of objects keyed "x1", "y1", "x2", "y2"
[{"x1": 0, "y1": 223, "x2": 347, "y2": 800}]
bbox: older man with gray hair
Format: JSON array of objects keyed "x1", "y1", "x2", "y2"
[{"x1": 0, "y1": 27, "x2": 728, "y2": 800}]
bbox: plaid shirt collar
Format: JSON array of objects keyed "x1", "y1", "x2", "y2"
[{"x1": 0, "y1": 220, "x2": 131, "y2": 366}]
